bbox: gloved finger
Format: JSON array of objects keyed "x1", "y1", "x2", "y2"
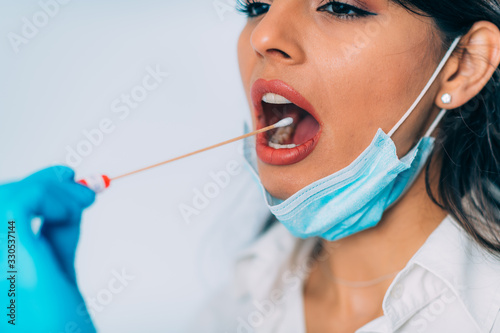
[
  {"x1": 1, "y1": 205, "x2": 36, "y2": 247},
  {"x1": 45, "y1": 170, "x2": 96, "y2": 209},
  {"x1": 10, "y1": 166, "x2": 93, "y2": 220},
  {"x1": 40, "y1": 217, "x2": 81, "y2": 284},
  {"x1": 24, "y1": 165, "x2": 93, "y2": 204},
  {"x1": 35, "y1": 188, "x2": 82, "y2": 224},
  {"x1": 32, "y1": 180, "x2": 95, "y2": 224},
  {"x1": 64, "y1": 182, "x2": 96, "y2": 209},
  {"x1": 34, "y1": 166, "x2": 95, "y2": 209},
  {"x1": 38, "y1": 189, "x2": 85, "y2": 283},
  {"x1": 22, "y1": 165, "x2": 75, "y2": 186},
  {"x1": 0, "y1": 181, "x2": 43, "y2": 243}
]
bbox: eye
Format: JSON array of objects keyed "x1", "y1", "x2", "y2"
[
  {"x1": 317, "y1": 1, "x2": 375, "y2": 20},
  {"x1": 236, "y1": 0, "x2": 270, "y2": 18}
]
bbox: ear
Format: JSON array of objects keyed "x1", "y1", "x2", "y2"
[{"x1": 435, "y1": 21, "x2": 500, "y2": 109}]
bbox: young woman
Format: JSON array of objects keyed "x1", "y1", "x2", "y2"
[
  {"x1": 2, "y1": 0, "x2": 500, "y2": 332},
  {"x1": 192, "y1": 0, "x2": 500, "y2": 332}
]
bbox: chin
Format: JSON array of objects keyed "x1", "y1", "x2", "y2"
[{"x1": 256, "y1": 161, "x2": 313, "y2": 200}]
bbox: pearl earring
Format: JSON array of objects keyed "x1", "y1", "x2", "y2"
[{"x1": 441, "y1": 93, "x2": 452, "y2": 104}]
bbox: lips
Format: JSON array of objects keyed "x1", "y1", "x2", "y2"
[{"x1": 251, "y1": 79, "x2": 322, "y2": 165}]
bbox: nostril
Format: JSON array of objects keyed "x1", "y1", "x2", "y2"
[{"x1": 267, "y1": 48, "x2": 291, "y2": 59}]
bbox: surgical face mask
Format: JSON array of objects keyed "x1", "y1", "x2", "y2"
[{"x1": 243, "y1": 36, "x2": 462, "y2": 241}]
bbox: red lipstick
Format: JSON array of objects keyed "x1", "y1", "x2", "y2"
[{"x1": 251, "y1": 79, "x2": 322, "y2": 165}]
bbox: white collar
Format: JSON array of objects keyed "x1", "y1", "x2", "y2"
[
  {"x1": 382, "y1": 215, "x2": 500, "y2": 332},
  {"x1": 233, "y1": 215, "x2": 500, "y2": 332}
]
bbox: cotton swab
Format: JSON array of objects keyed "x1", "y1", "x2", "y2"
[{"x1": 78, "y1": 117, "x2": 293, "y2": 192}]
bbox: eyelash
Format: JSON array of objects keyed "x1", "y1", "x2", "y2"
[
  {"x1": 236, "y1": 0, "x2": 270, "y2": 18},
  {"x1": 236, "y1": 0, "x2": 375, "y2": 20}
]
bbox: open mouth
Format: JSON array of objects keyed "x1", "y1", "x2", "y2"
[
  {"x1": 263, "y1": 95, "x2": 320, "y2": 149},
  {"x1": 251, "y1": 79, "x2": 322, "y2": 165}
]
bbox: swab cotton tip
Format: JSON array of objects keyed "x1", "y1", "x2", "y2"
[{"x1": 274, "y1": 117, "x2": 294, "y2": 128}]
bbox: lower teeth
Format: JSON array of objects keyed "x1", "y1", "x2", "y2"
[
  {"x1": 268, "y1": 142, "x2": 298, "y2": 149},
  {"x1": 267, "y1": 122, "x2": 297, "y2": 149},
  {"x1": 269, "y1": 125, "x2": 294, "y2": 144}
]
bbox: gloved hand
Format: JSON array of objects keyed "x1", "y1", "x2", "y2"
[{"x1": 0, "y1": 166, "x2": 97, "y2": 332}]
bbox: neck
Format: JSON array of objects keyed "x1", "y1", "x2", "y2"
[{"x1": 304, "y1": 154, "x2": 447, "y2": 317}]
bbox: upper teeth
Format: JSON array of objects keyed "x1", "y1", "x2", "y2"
[{"x1": 262, "y1": 93, "x2": 292, "y2": 104}]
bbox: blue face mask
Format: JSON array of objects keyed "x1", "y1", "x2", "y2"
[{"x1": 243, "y1": 36, "x2": 461, "y2": 241}]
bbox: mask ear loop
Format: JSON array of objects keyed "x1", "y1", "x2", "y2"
[
  {"x1": 387, "y1": 36, "x2": 462, "y2": 138},
  {"x1": 424, "y1": 107, "x2": 447, "y2": 137}
]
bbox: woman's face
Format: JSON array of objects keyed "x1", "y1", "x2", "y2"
[{"x1": 238, "y1": 0, "x2": 443, "y2": 200}]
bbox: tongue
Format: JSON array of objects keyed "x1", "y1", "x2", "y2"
[
  {"x1": 264, "y1": 102, "x2": 320, "y2": 145},
  {"x1": 293, "y1": 114, "x2": 320, "y2": 145}
]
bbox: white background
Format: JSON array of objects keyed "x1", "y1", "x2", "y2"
[{"x1": 0, "y1": 1, "x2": 270, "y2": 331}]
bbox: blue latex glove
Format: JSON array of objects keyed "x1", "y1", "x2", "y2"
[{"x1": 0, "y1": 166, "x2": 96, "y2": 332}]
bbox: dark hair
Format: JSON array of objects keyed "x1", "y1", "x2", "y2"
[
  {"x1": 393, "y1": 0, "x2": 500, "y2": 255},
  {"x1": 257, "y1": 1, "x2": 500, "y2": 256}
]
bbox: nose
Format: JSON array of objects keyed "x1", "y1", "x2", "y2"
[{"x1": 250, "y1": 1, "x2": 306, "y2": 65}]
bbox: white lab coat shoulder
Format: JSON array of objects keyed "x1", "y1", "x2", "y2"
[
  {"x1": 189, "y1": 216, "x2": 500, "y2": 333},
  {"x1": 380, "y1": 215, "x2": 500, "y2": 333},
  {"x1": 187, "y1": 220, "x2": 315, "y2": 333}
]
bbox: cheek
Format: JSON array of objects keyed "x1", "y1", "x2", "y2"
[
  {"x1": 301, "y1": 32, "x2": 430, "y2": 172},
  {"x1": 315, "y1": 35, "x2": 425, "y2": 126}
]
